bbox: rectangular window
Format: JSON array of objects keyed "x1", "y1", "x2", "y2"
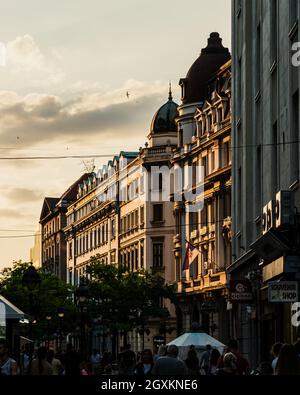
[
  {"x1": 270, "y1": 0, "x2": 278, "y2": 65},
  {"x1": 69, "y1": 241, "x2": 72, "y2": 259},
  {"x1": 111, "y1": 219, "x2": 115, "y2": 238},
  {"x1": 175, "y1": 213, "x2": 182, "y2": 234},
  {"x1": 272, "y1": 122, "x2": 278, "y2": 193},
  {"x1": 153, "y1": 243, "x2": 163, "y2": 268},
  {"x1": 202, "y1": 156, "x2": 208, "y2": 177},
  {"x1": 255, "y1": 24, "x2": 261, "y2": 93},
  {"x1": 153, "y1": 204, "x2": 163, "y2": 222},
  {"x1": 292, "y1": 90, "x2": 300, "y2": 181},
  {"x1": 140, "y1": 206, "x2": 144, "y2": 224},
  {"x1": 135, "y1": 247, "x2": 139, "y2": 270},
  {"x1": 211, "y1": 150, "x2": 215, "y2": 172},
  {"x1": 189, "y1": 211, "x2": 198, "y2": 233},
  {"x1": 290, "y1": 0, "x2": 299, "y2": 26},
  {"x1": 140, "y1": 244, "x2": 144, "y2": 268},
  {"x1": 192, "y1": 161, "x2": 197, "y2": 187},
  {"x1": 201, "y1": 203, "x2": 208, "y2": 227}
]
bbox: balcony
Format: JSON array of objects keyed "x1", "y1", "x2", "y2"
[
  {"x1": 200, "y1": 226, "x2": 208, "y2": 236},
  {"x1": 177, "y1": 271, "x2": 227, "y2": 295},
  {"x1": 190, "y1": 229, "x2": 199, "y2": 240}
]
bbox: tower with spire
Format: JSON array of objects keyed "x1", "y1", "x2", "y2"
[{"x1": 147, "y1": 83, "x2": 178, "y2": 148}]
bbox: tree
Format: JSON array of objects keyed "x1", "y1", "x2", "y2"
[
  {"x1": 86, "y1": 255, "x2": 176, "y2": 334},
  {"x1": 0, "y1": 261, "x2": 75, "y2": 340}
]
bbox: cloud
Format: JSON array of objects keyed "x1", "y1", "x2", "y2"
[
  {"x1": 0, "y1": 79, "x2": 178, "y2": 149},
  {"x1": 0, "y1": 208, "x2": 31, "y2": 219},
  {"x1": 3, "y1": 188, "x2": 43, "y2": 204},
  {"x1": 5, "y1": 35, "x2": 65, "y2": 86}
]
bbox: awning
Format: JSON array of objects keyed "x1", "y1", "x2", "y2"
[{"x1": 0, "y1": 295, "x2": 25, "y2": 320}]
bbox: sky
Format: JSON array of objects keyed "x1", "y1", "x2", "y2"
[{"x1": 0, "y1": 0, "x2": 231, "y2": 269}]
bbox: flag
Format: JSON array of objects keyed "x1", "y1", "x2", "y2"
[{"x1": 182, "y1": 240, "x2": 200, "y2": 273}]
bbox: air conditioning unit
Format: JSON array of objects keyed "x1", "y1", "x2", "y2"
[
  {"x1": 275, "y1": 191, "x2": 295, "y2": 229},
  {"x1": 262, "y1": 200, "x2": 275, "y2": 234}
]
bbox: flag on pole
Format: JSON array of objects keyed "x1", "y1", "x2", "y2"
[{"x1": 182, "y1": 240, "x2": 200, "y2": 273}]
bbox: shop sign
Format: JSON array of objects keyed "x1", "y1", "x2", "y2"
[
  {"x1": 268, "y1": 281, "x2": 299, "y2": 303},
  {"x1": 229, "y1": 280, "x2": 253, "y2": 303}
]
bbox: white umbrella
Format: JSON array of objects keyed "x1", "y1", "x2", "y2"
[{"x1": 167, "y1": 331, "x2": 226, "y2": 360}]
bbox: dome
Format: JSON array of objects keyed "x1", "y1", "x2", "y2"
[
  {"x1": 150, "y1": 87, "x2": 178, "y2": 134},
  {"x1": 180, "y1": 32, "x2": 231, "y2": 105}
]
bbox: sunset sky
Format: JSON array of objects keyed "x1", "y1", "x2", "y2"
[{"x1": 0, "y1": 0, "x2": 230, "y2": 269}]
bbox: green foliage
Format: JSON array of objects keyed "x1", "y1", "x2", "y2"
[
  {"x1": 86, "y1": 255, "x2": 176, "y2": 331},
  {"x1": 0, "y1": 261, "x2": 76, "y2": 338}
]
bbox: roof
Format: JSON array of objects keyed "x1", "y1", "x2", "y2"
[
  {"x1": 150, "y1": 93, "x2": 178, "y2": 134},
  {"x1": 119, "y1": 151, "x2": 139, "y2": 158},
  {"x1": 0, "y1": 295, "x2": 25, "y2": 320},
  {"x1": 60, "y1": 173, "x2": 92, "y2": 202},
  {"x1": 39, "y1": 197, "x2": 60, "y2": 222},
  {"x1": 180, "y1": 32, "x2": 231, "y2": 105}
]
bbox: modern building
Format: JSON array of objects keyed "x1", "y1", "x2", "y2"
[
  {"x1": 64, "y1": 90, "x2": 179, "y2": 352},
  {"x1": 172, "y1": 33, "x2": 232, "y2": 344},
  {"x1": 230, "y1": 0, "x2": 300, "y2": 366},
  {"x1": 39, "y1": 174, "x2": 91, "y2": 281}
]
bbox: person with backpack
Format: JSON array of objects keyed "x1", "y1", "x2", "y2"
[{"x1": 0, "y1": 339, "x2": 18, "y2": 375}]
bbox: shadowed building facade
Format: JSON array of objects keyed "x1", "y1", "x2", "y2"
[
  {"x1": 172, "y1": 33, "x2": 232, "y2": 344},
  {"x1": 230, "y1": 0, "x2": 300, "y2": 367}
]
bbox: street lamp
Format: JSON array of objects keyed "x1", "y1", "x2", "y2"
[
  {"x1": 22, "y1": 264, "x2": 41, "y2": 364},
  {"x1": 45, "y1": 313, "x2": 52, "y2": 351},
  {"x1": 57, "y1": 307, "x2": 65, "y2": 354},
  {"x1": 75, "y1": 278, "x2": 90, "y2": 358}
]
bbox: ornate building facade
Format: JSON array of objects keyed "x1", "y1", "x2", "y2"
[
  {"x1": 172, "y1": 33, "x2": 232, "y2": 344},
  {"x1": 64, "y1": 90, "x2": 179, "y2": 351},
  {"x1": 39, "y1": 174, "x2": 90, "y2": 281}
]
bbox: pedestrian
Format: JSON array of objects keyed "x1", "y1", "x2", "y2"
[
  {"x1": 0, "y1": 339, "x2": 18, "y2": 375},
  {"x1": 209, "y1": 348, "x2": 221, "y2": 375},
  {"x1": 154, "y1": 344, "x2": 167, "y2": 362},
  {"x1": 80, "y1": 361, "x2": 94, "y2": 375},
  {"x1": 216, "y1": 352, "x2": 238, "y2": 376},
  {"x1": 218, "y1": 339, "x2": 249, "y2": 375},
  {"x1": 152, "y1": 345, "x2": 186, "y2": 375},
  {"x1": 20, "y1": 343, "x2": 30, "y2": 375},
  {"x1": 90, "y1": 348, "x2": 101, "y2": 374},
  {"x1": 101, "y1": 350, "x2": 113, "y2": 373},
  {"x1": 47, "y1": 350, "x2": 64, "y2": 375},
  {"x1": 29, "y1": 347, "x2": 53, "y2": 375},
  {"x1": 275, "y1": 344, "x2": 300, "y2": 376},
  {"x1": 118, "y1": 344, "x2": 136, "y2": 375},
  {"x1": 293, "y1": 339, "x2": 300, "y2": 359},
  {"x1": 184, "y1": 347, "x2": 200, "y2": 375},
  {"x1": 271, "y1": 342, "x2": 282, "y2": 372},
  {"x1": 135, "y1": 349, "x2": 154, "y2": 376},
  {"x1": 200, "y1": 344, "x2": 212, "y2": 375},
  {"x1": 62, "y1": 343, "x2": 81, "y2": 376}
]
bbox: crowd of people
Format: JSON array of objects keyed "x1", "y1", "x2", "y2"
[{"x1": 1, "y1": 337, "x2": 300, "y2": 376}]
